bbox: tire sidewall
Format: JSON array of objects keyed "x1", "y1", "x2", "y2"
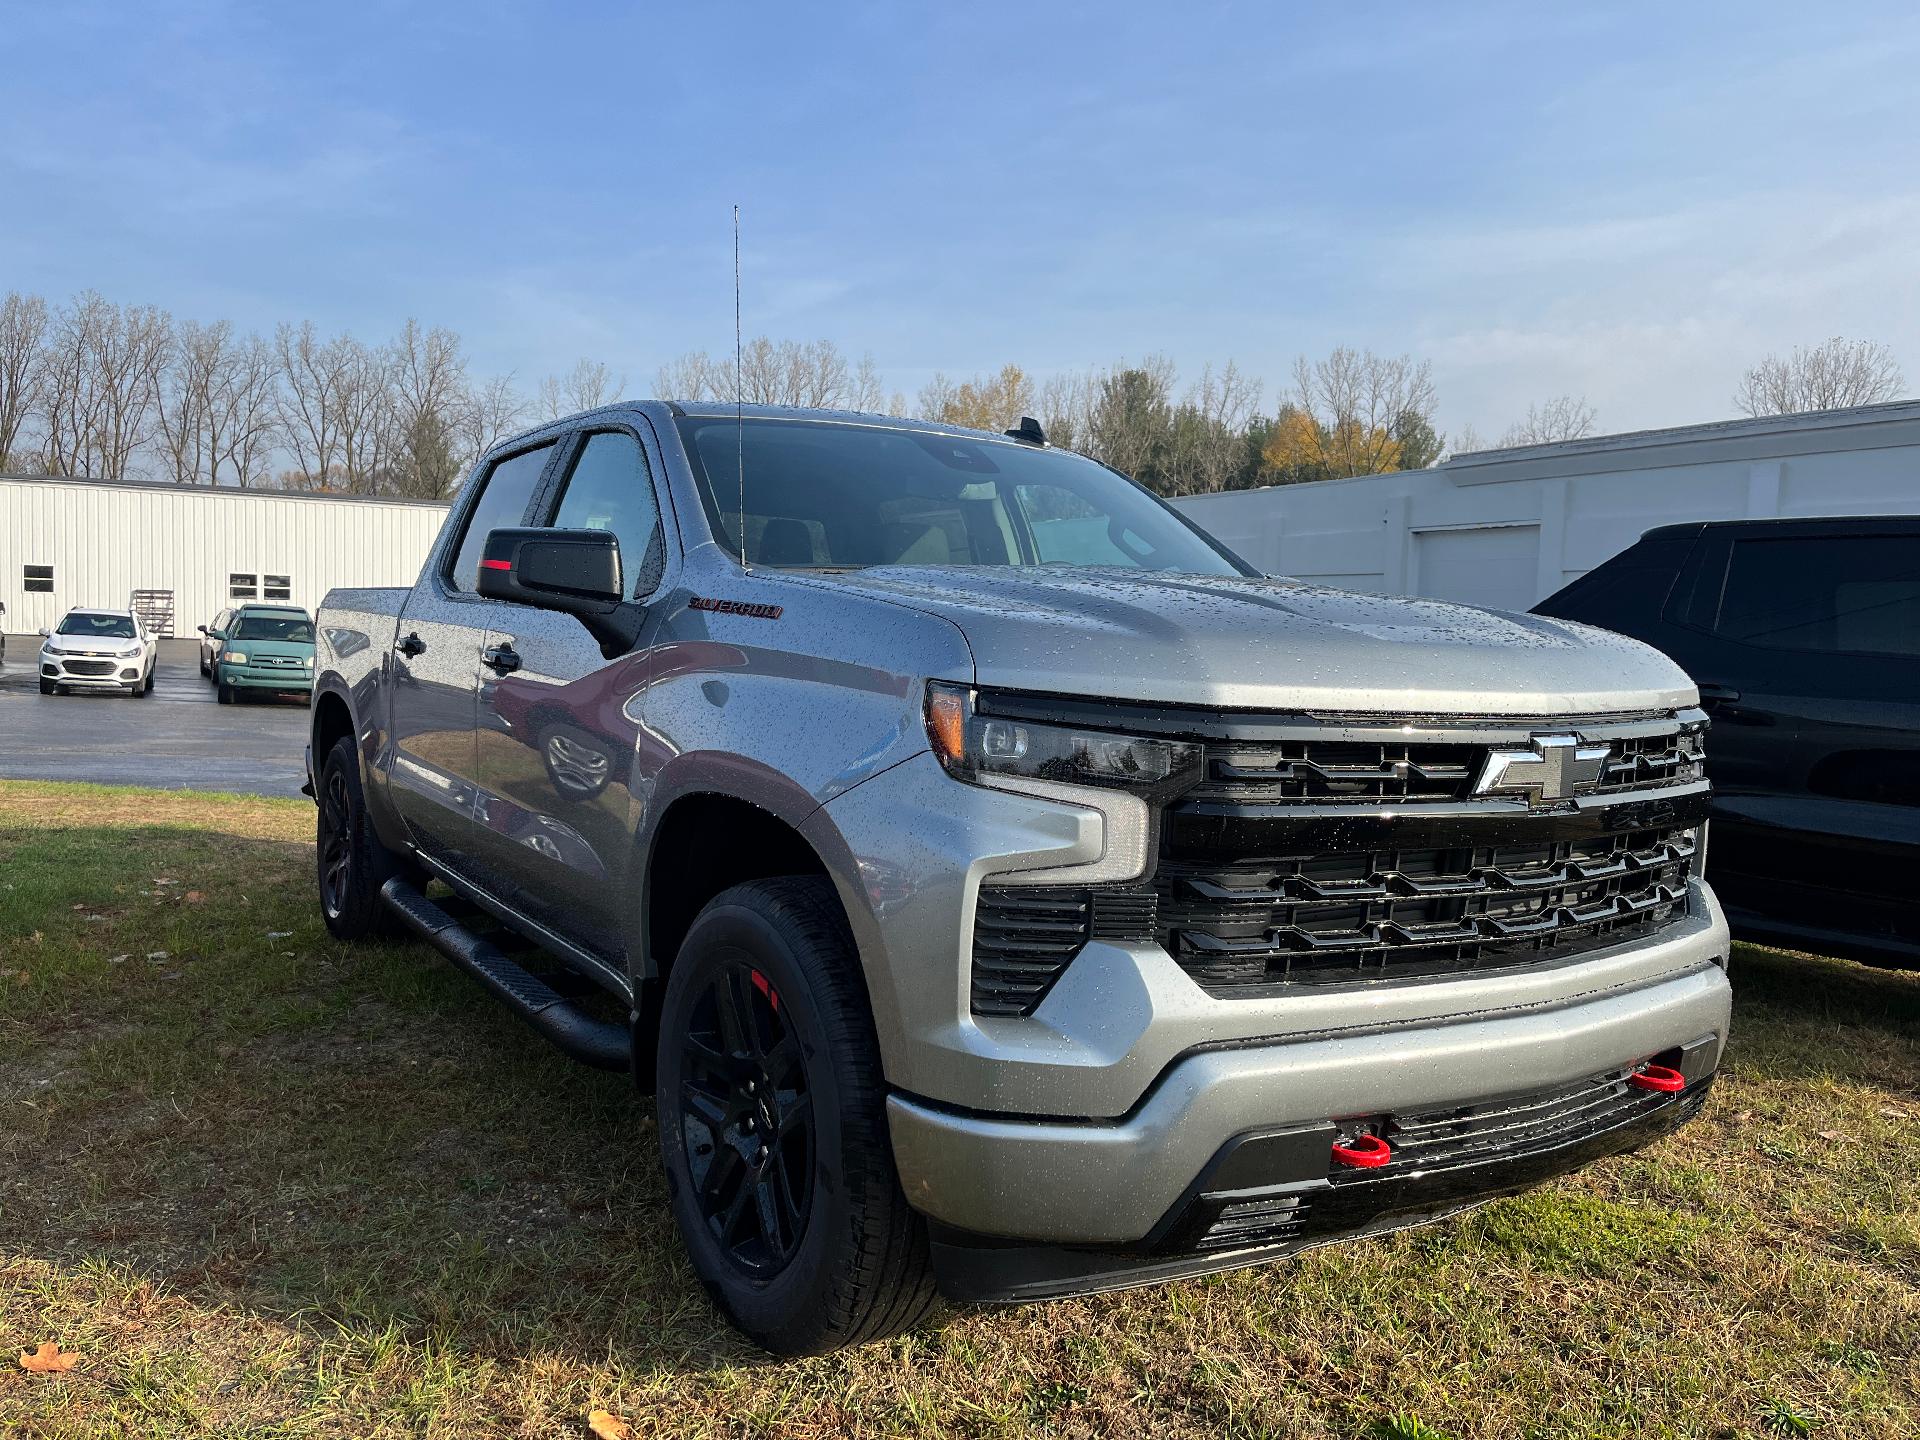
[{"x1": 655, "y1": 896, "x2": 855, "y2": 1341}]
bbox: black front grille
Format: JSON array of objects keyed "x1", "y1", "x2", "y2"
[
  {"x1": 64, "y1": 660, "x2": 115, "y2": 677},
  {"x1": 967, "y1": 705, "x2": 1709, "y2": 1015},
  {"x1": 1189, "y1": 718, "x2": 1704, "y2": 807},
  {"x1": 1159, "y1": 828, "x2": 1694, "y2": 994}
]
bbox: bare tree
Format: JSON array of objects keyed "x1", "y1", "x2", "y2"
[
  {"x1": 1499, "y1": 395, "x2": 1598, "y2": 448},
  {"x1": 275, "y1": 321, "x2": 350, "y2": 489},
  {"x1": 1166, "y1": 361, "x2": 1262, "y2": 494},
  {"x1": 0, "y1": 292, "x2": 49, "y2": 469},
  {"x1": 220, "y1": 333, "x2": 280, "y2": 488},
  {"x1": 1038, "y1": 371, "x2": 1096, "y2": 454},
  {"x1": 1087, "y1": 354, "x2": 1177, "y2": 481},
  {"x1": 334, "y1": 338, "x2": 395, "y2": 494},
  {"x1": 849, "y1": 353, "x2": 901, "y2": 415},
  {"x1": 1734, "y1": 337, "x2": 1905, "y2": 417},
  {"x1": 538, "y1": 358, "x2": 624, "y2": 420},
  {"x1": 655, "y1": 337, "x2": 854, "y2": 408},
  {"x1": 157, "y1": 318, "x2": 229, "y2": 484},
  {"x1": 386, "y1": 319, "x2": 470, "y2": 500},
  {"x1": 1446, "y1": 422, "x2": 1487, "y2": 459},
  {"x1": 1291, "y1": 347, "x2": 1437, "y2": 478},
  {"x1": 39, "y1": 292, "x2": 172, "y2": 479},
  {"x1": 462, "y1": 373, "x2": 528, "y2": 471}
]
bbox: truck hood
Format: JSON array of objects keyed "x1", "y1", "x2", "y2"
[{"x1": 806, "y1": 566, "x2": 1697, "y2": 716}]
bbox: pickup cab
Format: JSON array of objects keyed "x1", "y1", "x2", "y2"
[{"x1": 309, "y1": 402, "x2": 1732, "y2": 1354}]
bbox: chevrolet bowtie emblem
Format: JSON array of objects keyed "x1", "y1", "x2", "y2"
[{"x1": 1472, "y1": 734, "x2": 1609, "y2": 805}]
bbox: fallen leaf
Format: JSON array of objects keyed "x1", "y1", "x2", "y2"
[
  {"x1": 266, "y1": 931, "x2": 293, "y2": 939},
  {"x1": 1881, "y1": 1108, "x2": 1913, "y2": 1120},
  {"x1": 107, "y1": 955, "x2": 130, "y2": 964},
  {"x1": 146, "y1": 952, "x2": 169, "y2": 961},
  {"x1": 1817, "y1": 1130, "x2": 1851, "y2": 1143},
  {"x1": 587, "y1": 1409, "x2": 632, "y2": 1439},
  {"x1": 20, "y1": 1341, "x2": 80, "y2": 1374},
  {"x1": 152, "y1": 878, "x2": 176, "y2": 885},
  {"x1": 13, "y1": 972, "x2": 27, "y2": 987},
  {"x1": 183, "y1": 890, "x2": 205, "y2": 904}
]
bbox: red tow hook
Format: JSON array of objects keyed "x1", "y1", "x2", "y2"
[
  {"x1": 1330, "y1": 1133, "x2": 1392, "y2": 1169},
  {"x1": 1629, "y1": 1063, "x2": 1686, "y2": 1094}
]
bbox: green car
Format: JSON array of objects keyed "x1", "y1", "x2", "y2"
[{"x1": 213, "y1": 605, "x2": 316, "y2": 704}]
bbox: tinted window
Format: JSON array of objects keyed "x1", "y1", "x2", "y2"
[
  {"x1": 676, "y1": 417, "x2": 1247, "y2": 575},
  {"x1": 551, "y1": 431, "x2": 665, "y2": 598},
  {"x1": 449, "y1": 443, "x2": 554, "y2": 592},
  {"x1": 24, "y1": 564, "x2": 53, "y2": 593},
  {"x1": 1715, "y1": 535, "x2": 1920, "y2": 657},
  {"x1": 229, "y1": 573, "x2": 257, "y2": 599},
  {"x1": 58, "y1": 613, "x2": 137, "y2": 639}
]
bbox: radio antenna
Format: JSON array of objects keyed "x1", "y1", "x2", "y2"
[{"x1": 734, "y1": 203, "x2": 747, "y2": 571}]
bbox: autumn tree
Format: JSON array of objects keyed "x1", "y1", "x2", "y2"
[
  {"x1": 917, "y1": 363, "x2": 1035, "y2": 432},
  {"x1": 1733, "y1": 337, "x2": 1904, "y2": 417},
  {"x1": 1288, "y1": 347, "x2": 1437, "y2": 478}
]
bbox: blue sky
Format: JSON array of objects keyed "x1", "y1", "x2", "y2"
[{"x1": 3, "y1": 1, "x2": 1917, "y2": 442}]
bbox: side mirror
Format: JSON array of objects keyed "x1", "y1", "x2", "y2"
[
  {"x1": 197, "y1": 624, "x2": 208, "y2": 634},
  {"x1": 37, "y1": 627, "x2": 50, "y2": 638},
  {"x1": 477, "y1": 528, "x2": 622, "y2": 618}
]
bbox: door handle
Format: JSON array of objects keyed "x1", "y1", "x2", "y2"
[
  {"x1": 1697, "y1": 682, "x2": 1741, "y2": 706},
  {"x1": 481, "y1": 643, "x2": 521, "y2": 674},
  {"x1": 396, "y1": 632, "x2": 426, "y2": 658}
]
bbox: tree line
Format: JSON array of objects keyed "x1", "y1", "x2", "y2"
[{"x1": 0, "y1": 287, "x2": 1905, "y2": 501}]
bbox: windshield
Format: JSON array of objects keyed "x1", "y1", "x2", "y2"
[
  {"x1": 676, "y1": 417, "x2": 1251, "y2": 575},
  {"x1": 57, "y1": 614, "x2": 136, "y2": 639},
  {"x1": 233, "y1": 615, "x2": 314, "y2": 643}
]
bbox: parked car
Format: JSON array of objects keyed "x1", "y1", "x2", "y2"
[
  {"x1": 1535, "y1": 515, "x2": 1919, "y2": 965},
  {"x1": 38, "y1": 607, "x2": 157, "y2": 696},
  {"x1": 1, "y1": 599, "x2": 8, "y2": 665},
  {"x1": 197, "y1": 606, "x2": 237, "y2": 678},
  {"x1": 211, "y1": 604, "x2": 316, "y2": 704},
  {"x1": 308, "y1": 403, "x2": 1731, "y2": 1353}
]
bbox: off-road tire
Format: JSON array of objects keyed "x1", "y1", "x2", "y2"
[
  {"x1": 316, "y1": 734, "x2": 407, "y2": 941},
  {"x1": 656, "y1": 877, "x2": 938, "y2": 1354}
]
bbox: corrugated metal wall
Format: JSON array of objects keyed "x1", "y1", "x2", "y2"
[{"x1": 1, "y1": 478, "x2": 449, "y2": 635}]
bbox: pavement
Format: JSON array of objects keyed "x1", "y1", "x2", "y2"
[{"x1": 0, "y1": 636, "x2": 312, "y2": 798}]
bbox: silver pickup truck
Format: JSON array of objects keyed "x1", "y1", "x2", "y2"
[{"x1": 309, "y1": 402, "x2": 1730, "y2": 1353}]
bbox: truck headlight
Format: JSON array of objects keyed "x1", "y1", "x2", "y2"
[
  {"x1": 925, "y1": 682, "x2": 1201, "y2": 796},
  {"x1": 223, "y1": 650, "x2": 247, "y2": 664}
]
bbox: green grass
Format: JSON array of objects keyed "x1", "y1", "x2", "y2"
[{"x1": 1, "y1": 778, "x2": 1917, "y2": 1437}]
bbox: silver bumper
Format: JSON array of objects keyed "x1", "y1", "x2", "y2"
[{"x1": 887, "y1": 957, "x2": 1731, "y2": 1244}]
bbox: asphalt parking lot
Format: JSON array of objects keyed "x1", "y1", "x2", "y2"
[{"x1": 0, "y1": 636, "x2": 311, "y2": 798}]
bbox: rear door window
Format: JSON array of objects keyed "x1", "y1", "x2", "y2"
[
  {"x1": 448, "y1": 443, "x2": 555, "y2": 593},
  {"x1": 1713, "y1": 535, "x2": 1920, "y2": 657}
]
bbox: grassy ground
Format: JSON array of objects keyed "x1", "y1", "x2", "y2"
[{"x1": 0, "y1": 780, "x2": 1916, "y2": 1439}]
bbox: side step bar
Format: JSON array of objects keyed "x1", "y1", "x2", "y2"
[{"x1": 380, "y1": 877, "x2": 632, "y2": 1071}]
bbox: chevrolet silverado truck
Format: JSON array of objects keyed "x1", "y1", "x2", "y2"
[{"x1": 308, "y1": 402, "x2": 1731, "y2": 1354}]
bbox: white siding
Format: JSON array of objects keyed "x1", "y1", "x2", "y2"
[
  {"x1": 1173, "y1": 401, "x2": 1920, "y2": 607},
  {"x1": 1, "y1": 478, "x2": 449, "y2": 636}
]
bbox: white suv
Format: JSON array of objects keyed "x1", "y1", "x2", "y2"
[{"x1": 39, "y1": 608, "x2": 157, "y2": 697}]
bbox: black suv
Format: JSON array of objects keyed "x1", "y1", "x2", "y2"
[{"x1": 1536, "y1": 516, "x2": 1920, "y2": 964}]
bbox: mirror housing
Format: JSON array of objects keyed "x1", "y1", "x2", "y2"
[
  {"x1": 37, "y1": 627, "x2": 50, "y2": 637},
  {"x1": 197, "y1": 624, "x2": 208, "y2": 634},
  {"x1": 477, "y1": 528, "x2": 623, "y2": 618}
]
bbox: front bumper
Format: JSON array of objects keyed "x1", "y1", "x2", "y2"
[
  {"x1": 217, "y1": 662, "x2": 313, "y2": 692},
  {"x1": 41, "y1": 653, "x2": 144, "y2": 687},
  {"x1": 887, "y1": 957, "x2": 1730, "y2": 1251}
]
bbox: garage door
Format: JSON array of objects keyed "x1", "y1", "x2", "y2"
[{"x1": 1413, "y1": 525, "x2": 1541, "y2": 612}]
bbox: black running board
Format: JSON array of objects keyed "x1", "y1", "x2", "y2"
[{"x1": 380, "y1": 877, "x2": 632, "y2": 1071}]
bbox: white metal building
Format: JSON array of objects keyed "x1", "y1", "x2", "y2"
[
  {"x1": 1174, "y1": 400, "x2": 1920, "y2": 611},
  {"x1": 0, "y1": 474, "x2": 449, "y2": 636}
]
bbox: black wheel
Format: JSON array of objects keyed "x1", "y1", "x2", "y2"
[
  {"x1": 39, "y1": 679, "x2": 55, "y2": 696},
  {"x1": 217, "y1": 680, "x2": 235, "y2": 704},
  {"x1": 136, "y1": 668, "x2": 153, "y2": 697},
  {"x1": 316, "y1": 734, "x2": 406, "y2": 941},
  {"x1": 656, "y1": 877, "x2": 937, "y2": 1355}
]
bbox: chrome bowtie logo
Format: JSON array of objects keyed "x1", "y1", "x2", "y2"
[{"x1": 1473, "y1": 734, "x2": 1609, "y2": 805}]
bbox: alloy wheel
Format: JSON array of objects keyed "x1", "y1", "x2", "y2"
[{"x1": 677, "y1": 960, "x2": 814, "y2": 1277}]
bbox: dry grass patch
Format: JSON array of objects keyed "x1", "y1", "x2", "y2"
[{"x1": 1, "y1": 779, "x2": 1917, "y2": 1438}]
